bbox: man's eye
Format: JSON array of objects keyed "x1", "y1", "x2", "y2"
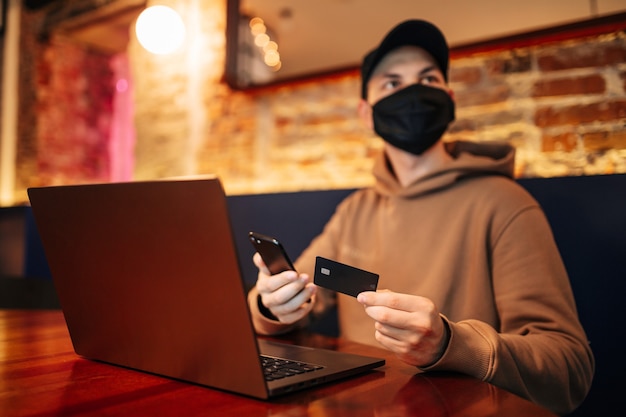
[
  {"x1": 421, "y1": 75, "x2": 443, "y2": 86},
  {"x1": 383, "y1": 80, "x2": 401, "y2": 90}
]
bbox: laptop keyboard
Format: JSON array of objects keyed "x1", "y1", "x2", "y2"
[{"x1": 261, "y1": 355, "x2": 324, "y2": 381}]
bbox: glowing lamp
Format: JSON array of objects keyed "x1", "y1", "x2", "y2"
[{"x1": 135, "y1": 5, "x2": 186, "y2": 55}]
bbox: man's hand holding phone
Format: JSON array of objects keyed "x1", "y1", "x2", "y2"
[
  {"x1": 250, "y1": 232, "x2": 316, "y2": 324},
  {"x1": 253, "y1": 253, "x2": 316, "y2": 324}
]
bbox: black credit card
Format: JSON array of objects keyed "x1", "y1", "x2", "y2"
[{"x1": 313, "y1": 257, "x2": 379, "y2": 297}]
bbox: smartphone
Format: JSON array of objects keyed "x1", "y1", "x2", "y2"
[{"x1": 248, "y1": 232, "x2": 296, "y2": 275}]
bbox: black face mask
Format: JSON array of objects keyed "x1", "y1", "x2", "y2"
[{"x1": 372, "y1": 84, "x2": 455, "y2": 155}]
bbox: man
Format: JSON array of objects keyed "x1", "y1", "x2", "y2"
[{"x1": 247, "y1": 20, "x2": 594, "y2": 415}]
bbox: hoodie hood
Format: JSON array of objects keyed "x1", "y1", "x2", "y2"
[{"x1": 373, "y1": 140, "x2": 516, "y2": 198}]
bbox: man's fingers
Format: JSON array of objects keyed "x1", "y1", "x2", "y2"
[{"x1": 359, "y1": 290, "x2": 436, "y2": 314}]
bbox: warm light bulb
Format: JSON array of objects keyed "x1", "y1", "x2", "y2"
[
  {"x1": 254, "y1": 33, "x2": 270, "y2": 48},
  {"x1": 250, "y1": 22, "x2": 266, "y2": 36},
  {"x1": 135, "y1": 5, "x2": 186, "y2": 55},
  {"x1": 264, "y1": 50, "x2": 280, "y2": 67}
]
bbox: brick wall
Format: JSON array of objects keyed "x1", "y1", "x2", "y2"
[
  {"x1": 15, "y1": 7, "x2": 115, "y2": 201},
  {"x1": 446, "y1": 31, "x2": 626, "y2": 178},
  {"x1": 10, "y1": 1, "x2": 626, "y2": 203},
  {"x1": 189, "y1": 22, "x2": 626, "y2": 195},
  {"x1": 36, "y1": 36, "x2": 115, "y2": 185}
]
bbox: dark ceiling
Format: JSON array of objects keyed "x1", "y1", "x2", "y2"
[{"x1": 24, "y1": 0, "x2": 146, "y2": 54}]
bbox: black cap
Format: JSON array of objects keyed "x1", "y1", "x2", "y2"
[{"x1": 360, "y1": 20, "x2": 449, "y2": 99}]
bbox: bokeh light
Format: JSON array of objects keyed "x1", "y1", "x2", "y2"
[
  {"x1": 135, "y1": 5, "x2": 186, "y2": 55},
  {"x1": 248, "y1": 17, "x2": 281, "y2": 71}
]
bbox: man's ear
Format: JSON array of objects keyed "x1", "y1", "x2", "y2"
[
  {"x1": 447, "y1": 88, "x2": 455, "y2": 101},
  {"x1": 358, "y1": 99, "x2": 374, "y2": 130}
]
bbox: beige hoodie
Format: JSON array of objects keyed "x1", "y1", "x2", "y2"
[{"x1": 248, "y1": 141, "x2": 594, "y2": 415}]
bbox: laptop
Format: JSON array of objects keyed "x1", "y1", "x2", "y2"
[{"x1": 27, "y1": 177, "x2": 384, "y2": 399}]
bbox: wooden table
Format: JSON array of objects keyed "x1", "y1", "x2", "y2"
[{"x1": 1, "y1": 310, "x2": 557, "y2": 417}]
